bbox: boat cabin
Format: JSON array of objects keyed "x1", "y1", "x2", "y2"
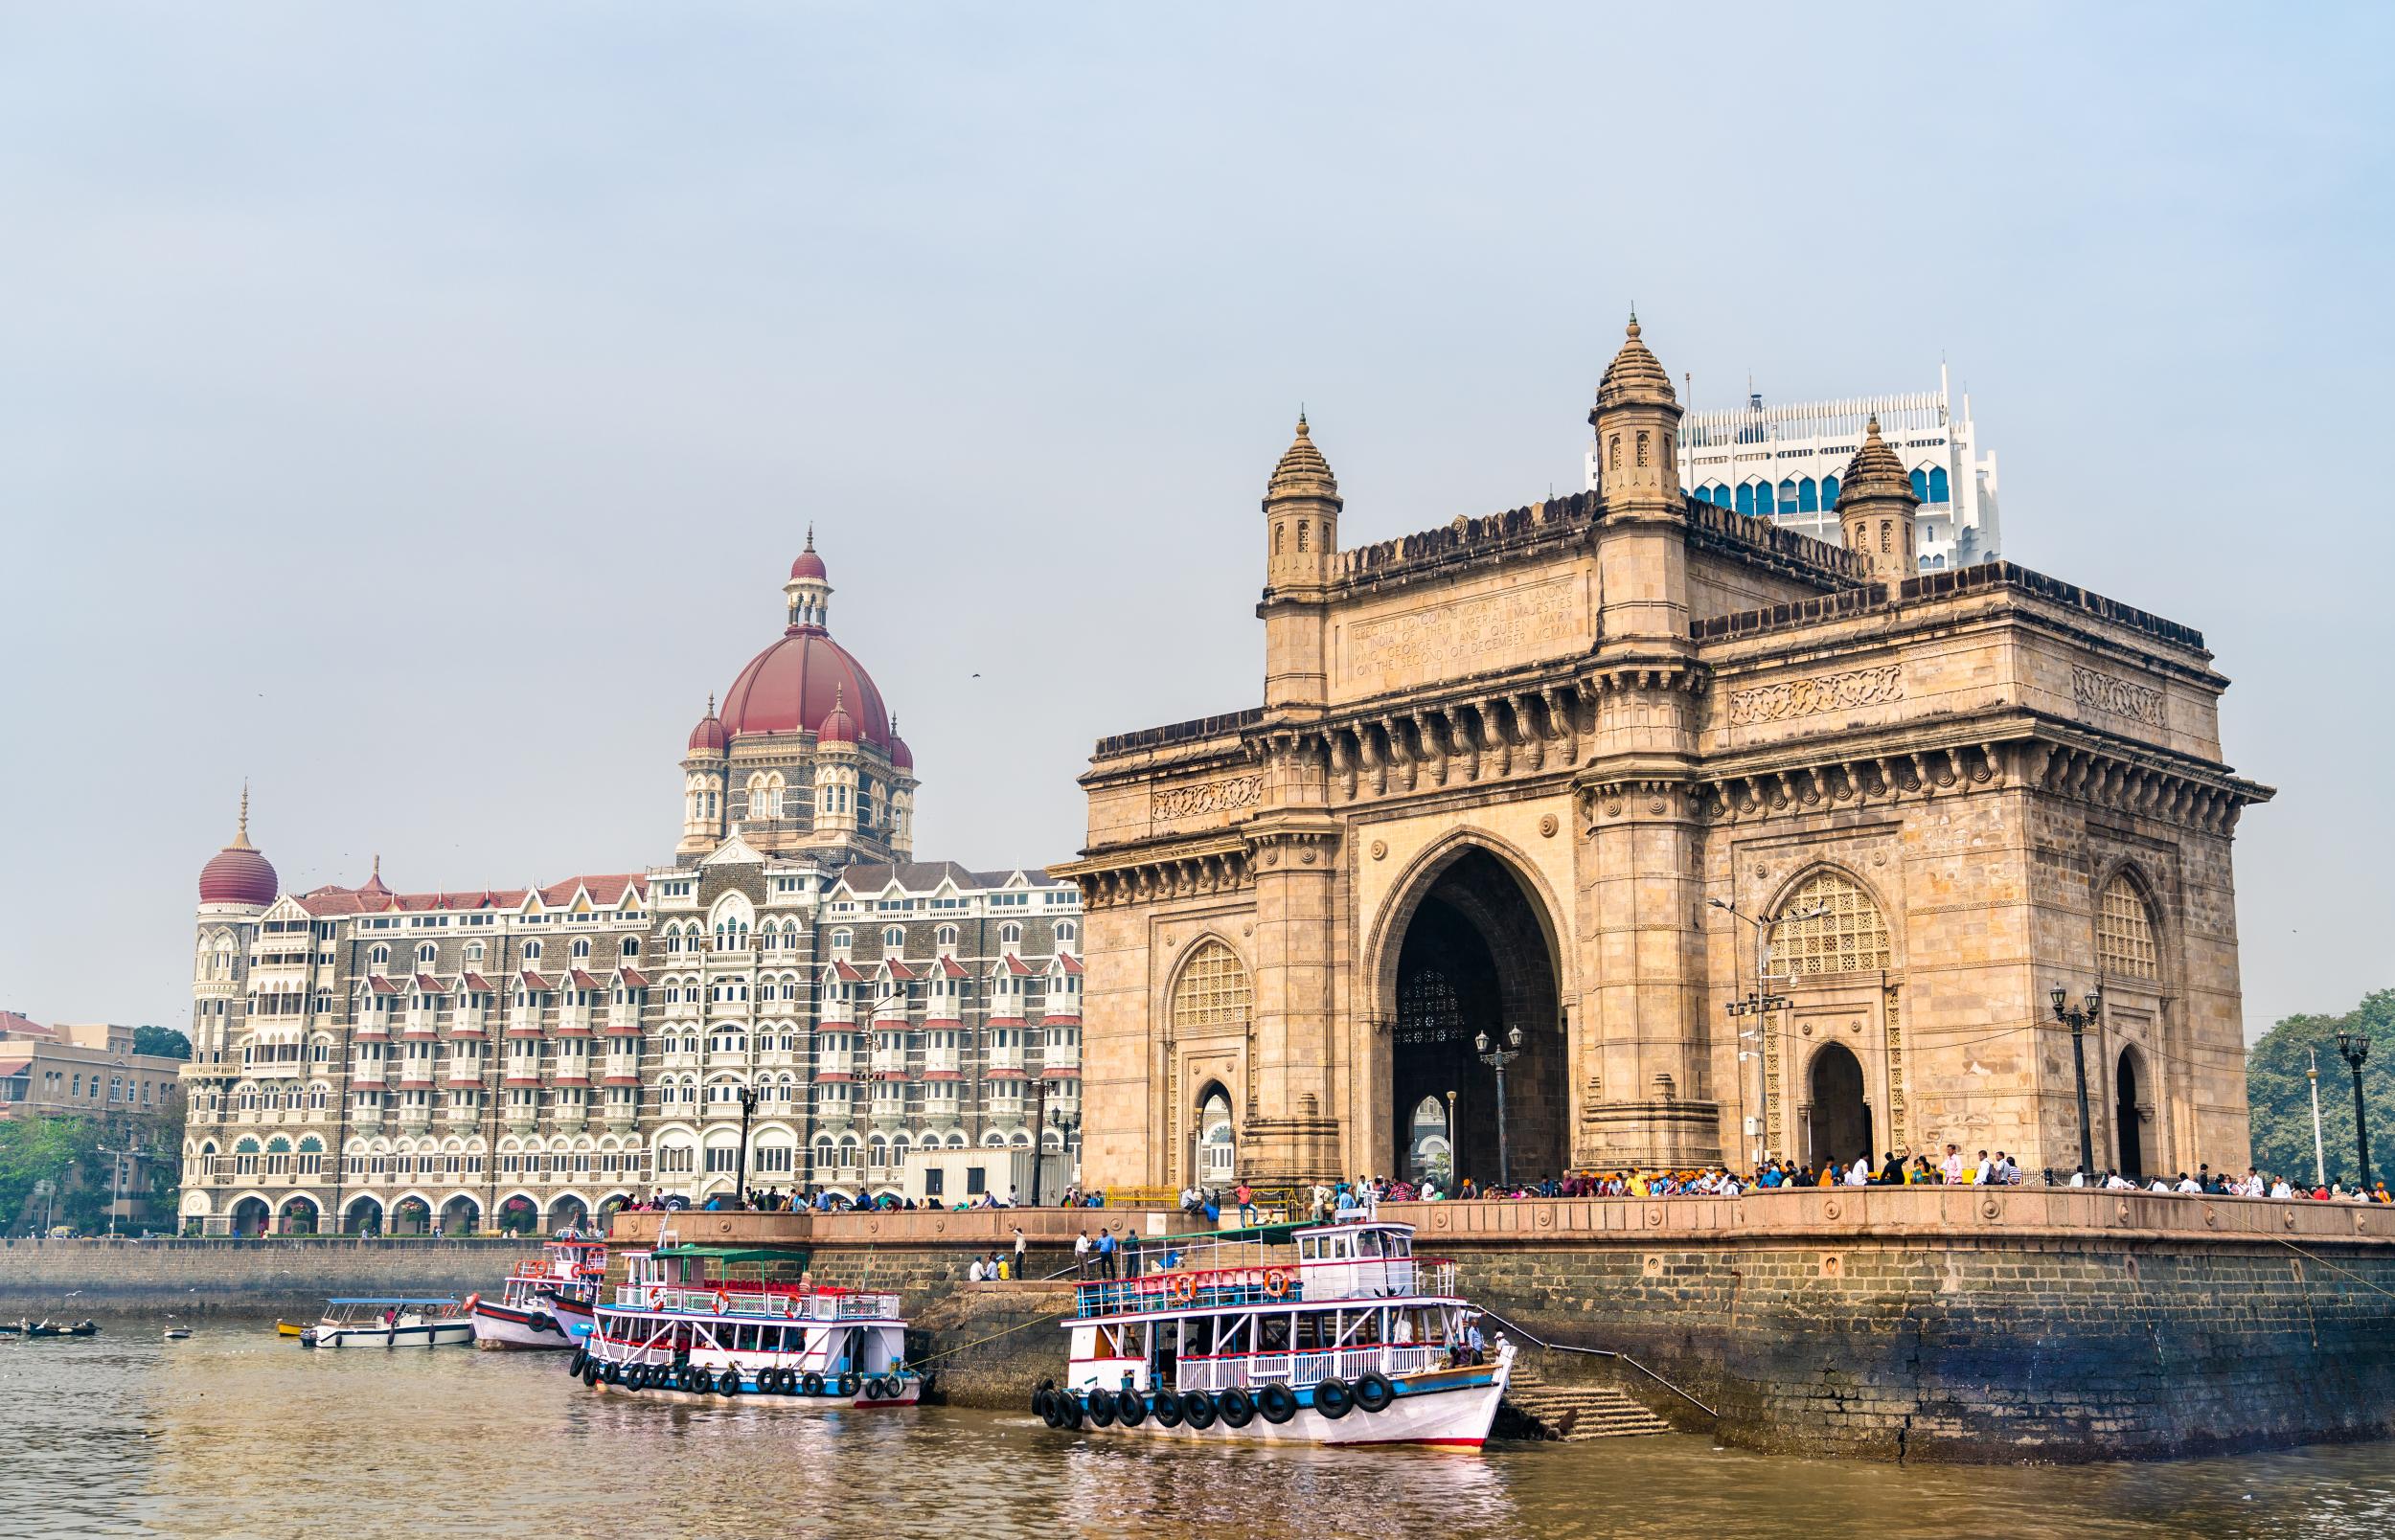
[{"x1": 593, "y1": 1246, "x2": 908, "y2": 1379}]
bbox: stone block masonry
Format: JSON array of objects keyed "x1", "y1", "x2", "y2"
[{"x1": 0, "y1": 1237, "x2": 545, "y2": 1314}]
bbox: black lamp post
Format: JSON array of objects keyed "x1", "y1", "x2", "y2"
[
  {"x1": 731, "y1": 1083, "x2": 762, "y2": 1208},
  {"x1": 2050, "y1": 985, "x2": 2103, "y2": 1175},
  {"x1": 1474, "y1": 1026, "x2": 1524, "y2": 1187},
  {"x1": 2336, "y1": 1031, "x2": 2372, "y2": 1187}
]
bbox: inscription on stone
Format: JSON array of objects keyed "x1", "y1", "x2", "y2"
[
  {"x1": 1152, "y1": 775, "x2": 1263, "y2": 822},
  {"x1": 2072, "y1": 665, "x2": 2164, "y2": 727},
  {"x1": 1342, "y1": 577, "x2": 1582, "y2": 686},
  {"x1": 1727, "y1": 663, "x2": 1904, "y2": 726}
]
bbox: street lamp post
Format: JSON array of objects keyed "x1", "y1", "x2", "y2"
[
  {"x1": 1474, "y1": 1026, "x2": 1524, "y2": 1188},
  {"x1": 2049, "y1": 985, "x2": 2103, "y2": 1175},
  {"x1": 1444, "y1": 1089, "x2": 1458, "y2": 1190},
  {"x1": 731, "y1": 1084, "x2": 762, "y2": 1209},
  {"x1": 2336, "y1": 1031, "x2": 2373, "y2": 1187},
  {"x1": 1711, "y1": 899, "x2": 1827, "y2": 1170}
]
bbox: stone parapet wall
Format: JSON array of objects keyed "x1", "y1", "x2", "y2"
[{"x1": 0, "y1": 1236, "x2": 544, "y2": 1312}]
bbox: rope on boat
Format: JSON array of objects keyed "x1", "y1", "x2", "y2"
[{"x1": 911, "y1": 1304, "x2": 1077, "y2": 1368}]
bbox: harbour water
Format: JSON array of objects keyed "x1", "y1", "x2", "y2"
[{"x1": 8, "y1": 1314, "x2": 2394, "y2": 1539}]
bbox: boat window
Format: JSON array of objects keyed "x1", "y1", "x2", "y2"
[
  {"x1": 1357, "y1": 1231, "x2": 1383, "y2": 1258},
  {"x1": 735, "y1": 1324, "x2": 760, "y2": 1352},
  {"x1": 1120, "y1": 1324, "x2": 1145, "y2": 1359},
  {"x1": 1389, "y1": 1234, "x2": 1411, "y2": 1258},
  {"x1": 1329, "y1": 1237, "x2": 1350, "y2": 1260},
  {"x1": 1183, "y1": 1316, "x2": 1215, "y2": 1355},
  {"x1": 1299, "y1": 1237, "x2": 1318, "y2": 1261},
  {"x1": 1294, "y1": 1312, "x2": 1328, "y2": 1350},
  {"x1": 1260, "y1": 1314, "x2": 1291, "y2": 1351}
]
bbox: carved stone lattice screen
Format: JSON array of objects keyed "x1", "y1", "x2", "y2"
[
  {"x1": 1773, "y1": 871, "x2": 1891, "y2": 975},
  {"x1": 1172, "y1": 940, "x2": 1252, "y2": 1030},
  {"x1": 2097, "y1": 877, "x2": 2159, "y2": 980}
]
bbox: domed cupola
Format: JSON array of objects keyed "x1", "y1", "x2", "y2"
[
  {"x1": 197, "y1": 785, "x2": 278, "y2": 908},
  {"x1": 719, "y1": 534, "x2": 895, "y2": 750},
  {"x1": 687, "y1": 693, "x2": 729, "y2": 755},
  {"x1": 1836, "y1": 415, "x2": 1922, "y2": 583},
  {"x1": 889, "y1": 714, "x2": 914, "y2": 774},
  {"x1": 817, "y1": 684, "x2": 858, "y2": 746}
]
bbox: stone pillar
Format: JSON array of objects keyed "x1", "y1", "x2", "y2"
[{"x1": 1240, "y1": 819, "x2": 1345, "y2": 1185}]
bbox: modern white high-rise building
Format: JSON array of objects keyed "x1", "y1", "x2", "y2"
[{"x1": 1584, "y1": 364, "x2": 2000, "y2": 573}]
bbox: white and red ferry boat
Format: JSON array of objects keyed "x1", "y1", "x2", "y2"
[
  {"x1": 1036, "y1": 1220, "x2": 1510, "y2": 1448},
  {"x1": 469, "y1": 1233, "x2": 607, "y2": 1350},
  {"x1": 573, "y1": 1244, "x2": 923, "y2": 1409}
]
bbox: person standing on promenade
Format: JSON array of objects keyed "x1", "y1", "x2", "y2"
[{"x1": 1073, "y1": 1230, "x2": 1092, "y2": 1277}]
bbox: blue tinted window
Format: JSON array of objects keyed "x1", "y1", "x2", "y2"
[
  {"x1": 1927, "y1": 465, "x2": 1950, "y2": 503},
  {"x1": 1755, "y1": 481, "x2": 1775, "y2": 515},
  {"x1": 1797, "y1": 477, "x2": 1818, "y2": 512},
  {"x1": 1715, "y1": 485, "x2": 1734, "y2": 509},
  {"x1": 1735, "y1": 482, "x2": 1754, "y2": 516},
  {"x1": 1821, "y1": 474, "x2": 1840, "y2": 507},
  {"x1": 1908, "y1": 468, "x2": 1929, "y2": 501}
]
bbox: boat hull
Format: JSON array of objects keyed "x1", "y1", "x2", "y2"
[
  {"x1": 1055, "y1": 1352, "x2": 1510, "y2": 1449},
  {"x1": 471, "y1": 1298, "x2": 577, "y2": 1351},
  {"x1": 306, "y1": 1321, "x2": 477, "y2": 1349},
  {"x1": 585, "y1": 1375, "x2": 922, "y2": 1411}
]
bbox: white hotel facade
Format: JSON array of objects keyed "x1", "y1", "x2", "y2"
[{"x1": 1585, "y1": 364, "x2": 2000, "y2": 573}]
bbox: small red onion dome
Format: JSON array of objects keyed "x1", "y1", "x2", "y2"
[
  {"x1": 198, "y1": 788, "x2": 278, "y2": 907},
  {"x1": 789, "y1": 526, "x2": 828, "y2": 581},
  {"x1": 817, "y1": 685, "x2": 857, "y2": 745},
  {"x1": 889, "y1": 732, "x2": 913, "y2": 773},
  {"x1": 687, "y1": 693, "x2": 729, "y2": 754}
]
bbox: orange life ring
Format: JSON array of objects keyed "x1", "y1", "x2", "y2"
[
  {"x1": 714, "y1": 1289, "x2": 731, "y2": 1315},
  {"x1": 1264, "y1": 1269, "x2": 1289, "y2": 1299},
  {"x1": 1169, "y1": 1273, "x2": 1197, "y2": 1304},
  {"x1": 463, "y1": 1292, "x2": 481, "y2": 1314}
]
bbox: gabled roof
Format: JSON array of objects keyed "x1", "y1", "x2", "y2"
[
  {"x1": 825, "y1": 961, "x2": 871, "y2": 983},
  {"x1": 461, "y1": 972, "x2": 496, "y2": 992},
  {"x1": 879, "y1": 958, "x2": 920, "y2": 982},
  {"x1": 366, "y1": 975, "x2": 403, "y2": 995},
  {"x1": 936, "y1": 956, "x2": 971, "y2": 979},
  {"x1": 989, "y1": 954, "x2": 1035, "y2": 977},
  {"x1": 290, "y1": 872, "x2": 645, "y2": 917},
  {"x1": 1059, "y1": 954, "x2": 1083, "y2": 975},
  {"x1": 413, "y1": 973, "x2": 446, "y2": 993},
  {"x1": 519, "y1": 969, "x2": 554, "y2": 991},
  {"x1": 568, "y1": 969, "x2": 604, "y2": 989},
  {"x1": 617, "y1": 968, "x2": 650, "y2": 988}
]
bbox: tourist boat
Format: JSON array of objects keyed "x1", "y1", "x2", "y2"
[
  {"x1": 274, "y1": 1319, "x2": 306, "y2": 1338},
  {"x1": 469, "y1": 1234, "x2": 609, "y2": 1350},
  {"x1": 13, "y1": 1319, "x2": 100, "y2": 1340},
  {"x1": 1034, "y1": 1220, "x2": 1511, "y2": 1448},
  {"x1": 300, "y1": 1298, "x2": 476, "y2": 1349},
  {"x1": 575, "y1": 1244, "x2": 923, "y2": 1409}
]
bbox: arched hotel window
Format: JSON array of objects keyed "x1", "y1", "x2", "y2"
[
  {"x1": 1927, "y1": 465, "x2": 1950, "y2": 503},
  {"x1": 2096, "y1": 876, "x2": 2160, "y2": 981},
  {"x1": 1777, "y1": 479, "x2": 1798, "y2": 511},
  {"x1": 1772, "y1": 871, "x2": 1892, "y2": 976},
  {"x1": 1171, "y1": 939, "x2": 1251, "y2": 1030},
  {"x1": 1755, "y1": 480, "x2": 1775, "y2": 516},
  {"x1": 1735, "y1": 482, "x2": 1756, "y2": 517},
  {"x1": 1797, "y1": 477, "x2": 1819, "y2": 512},
  {"x1": 1909, "y1": 468, "x2": 1929, "y2": 501},
  {"x1": 1821, "y1": 473, "x2": 1840, "y2": 507}
]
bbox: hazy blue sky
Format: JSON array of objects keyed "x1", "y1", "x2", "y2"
[{"x1": 3, "y1": 5, "x2": 2389, "y2": 1041}]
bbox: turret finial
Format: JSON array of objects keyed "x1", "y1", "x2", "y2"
[{"x1": 231, "y1": 781, "x2": 254, "y2": 849}]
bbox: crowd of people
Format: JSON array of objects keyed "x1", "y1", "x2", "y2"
[{"x1": 618, "y1": 1183, "x2": 1118, "y2": 1215}]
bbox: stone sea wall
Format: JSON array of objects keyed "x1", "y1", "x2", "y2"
[{"x1": 0, "y1": 1236, "x2": 545, "y2": 1314}]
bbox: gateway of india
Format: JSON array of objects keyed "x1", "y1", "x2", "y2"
[{"x1": 1056, "y1": 318, "x2": 2271, "y2": 1191}]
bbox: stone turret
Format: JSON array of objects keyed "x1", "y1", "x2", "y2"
[
  {"x1": 1589, "y1": 313, "x2": 1692, "y2": 648},
  {"x1": 1260, "y1": 413, "x2": 1342, "y2": 714},
  {"x1": 1836, "y1": 416, "x2": 1921, "y2": 586}
]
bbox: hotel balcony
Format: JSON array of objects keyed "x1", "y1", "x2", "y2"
[
  {"x1": 985, "y1": 1048, "x2": 1025, "y2": 1076},
  {"x1": 352, "y1": 1106, "x2": 383, "y2": 1129},
  {"x1": 445, "y1": 1103, "x2": 480, "y2": 1125},
  {"x1": 924, "y1": 1051, "x2": 960, "y2": 1076},
  {"x1": 446, "y1": 1059, "x2": 482, "y2": 1085},
  {"x1": 402, "y1": 1013, "x2": 442, "y2": 1038},
  {"x1": 506, "y1": 1013, "x2": 543, "y2": 1037},
  {"x1": 602, "y1": 1055, "x2": 640, "y2": 1081},
  {"x1": 709, "y1": 1049, "x2": 749, "y2": 1071}
]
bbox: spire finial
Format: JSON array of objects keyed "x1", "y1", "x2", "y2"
[
  {"x1": 1627, "y1": 304, "x2": 1639, "y2": 339},
  {"x1": 230, "y1": 781, "x2": 254, "y2": 849},
  {"x1": 372, "y1": 852, "x2": 381, "y2": 878},
  {"x1": 805, "y1": 523, "x2": 815, "y2": 552},
  {"x1": 1865, "y1": 413, "x2": 1882, "y2": 437},
  {"x1": 1296, "y1": 405, "x2": 1309, "y2": 435},
  {"x1": 706, "y1": 691, "x2": 716, "y2": 716}
]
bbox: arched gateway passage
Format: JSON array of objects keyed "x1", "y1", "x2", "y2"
[
  {"x1": 2116, "y1": 1049, "x2": 2147, "y2": 1181},
  {"x1": 1386, "y1": 847, "x2": 1564, "y2": 1186},
  {"x1": 1806, "y1": 1043, "x2": 1871, "y2": 1172}
]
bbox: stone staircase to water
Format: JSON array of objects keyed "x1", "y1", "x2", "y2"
[{"x1": 1501, "y1": 1361, "x2": 1675, "y2": 1440}]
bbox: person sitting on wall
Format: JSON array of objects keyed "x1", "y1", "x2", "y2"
[{"x1": 1877, "y1": 1152, "x2": 1905, "y2": 1186}]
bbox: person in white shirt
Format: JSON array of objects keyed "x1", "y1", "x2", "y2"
[
  {"x1": 1972, "y1": 1151, "x2": 1995, "y2": 1186},
  {"x1": 968, "y1": 1257, "x2": 987, "y2": 1283},
  {"x1": 1940, "y1": 1144, "x2": 1965, "y2": 1185},
  {"x1": 2175, "y1": 1174, "x2": 2202, "y2": 1194},
  {"x1": 2068, "y1": 1166, "x2": 2089, "y2": 1188},
  {"x1": 1845, "y1": 1157, "x2": 1870, "y2": 1188},
  {"x1": 2149, "y1": 1177, "x2": 2172, "y2": 1193},
  {"x1": 2270, "y1": 1179, "x2": 2294, "y2": 1199},
  {"x1": 2106, "y1": 1172, "x2": 2135, "y2": 1190},
  {"x1": 1393, "y1": 1313, "x2": 1415, "y2": 1346}
]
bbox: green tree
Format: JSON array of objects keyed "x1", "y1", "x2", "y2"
[
  {"x1": 132, "y1": 1026, "x2": 191, "y2": 1060},
  {"x1": 2247, "y1": 988, "x2": 2395, "y2": 1189},
  {"x1": 0, "y1": 1117, "x2": 104, "y2": 1233}
]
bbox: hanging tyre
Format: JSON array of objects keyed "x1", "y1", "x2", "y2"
[
  {"x1": 1314, "y1": 1377, "x2": 1354, "y2": 1419},
  {"x1": 1039, "y1": 1392, "x2": 1065, "y2": 1428},
  {"x1": 1115, "y1": 1389, "x2": 1148, "y2": 1427},
  {"x1": 1180, "y1": 1391, "x2": 1217, "y2": 1430},
  {"x1": 1217, "y1": 1388, "x2": 1255, "y2": 1428},
  {"x1": 1257, "y1": 1382, "x2": 1298, "y2": 1424},
  {"x1": 1087, "y1": 1390, "x2": 1118, "y2": 1427},
  {"x1": 837, "y1": 1372, "x2": 861, "y2": 1398},
  {"x1": 1059, "y1": 1393, "x2": 1084, "y2": 1429},
  {"x1": 1032, "y1": 1386, "x2": 1052, "y2": 1417},
  {"x1": 1355, "y1": 1373, "x2": 1396, "y2": 1413},
  {"x1": 566, "y1": 1348, "x2": 587, "y2": 1376},
  {"x1": 1151, "y1": 1391, "x2": 1185, "y2": 1428}
]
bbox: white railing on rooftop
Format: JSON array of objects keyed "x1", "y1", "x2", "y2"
[{"x1": 1175, "y1": 1343, "x2": 1442, "y2": 1393}]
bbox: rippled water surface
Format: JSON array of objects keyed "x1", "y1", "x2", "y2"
[{"x1": 5, "y1": 1316, "x2": 2393, "y2": 1538}]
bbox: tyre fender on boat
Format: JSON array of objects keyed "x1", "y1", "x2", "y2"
[
  {"x1": 803, "y1": 1371, "x2": 826, "y2": 1396},
  {"x1": 836, "y1": 1372, "x2": 861, "y2": 1398},
  {"x1": 1151, "y1": 1390, "x2": 1185, "y2": 1428},
  {"x1": 1059, "y1": 1392, "x2": 1084, "y2": 1429},
  {"x1": 1256, "y1": 1382, "x2": 1298, "y2": 1424},
  {"x1": 1216, "y1": 1388, "x2": 1255, "y2": 1428},
  {"x1": 1179, "y1": 1390, "x2": 1217, "y2": 1430},
  {"x1": 1086, "y1": 1390, "x2": 1117, "y2": 1427},
  {"x1": 1115, "y1": 1389, "x2": 1148, "y2": 1427},
  {"x1": 530, "y1": 1313, "x2": 557, "y2": 1337},
  {"x1": 863, "y1": 1377, "x2": 886, "y2": 1401},
  {"x1": 718, "y1": 1370, "x2": 742, "y2": 1396},
  {"x1": 567, "y1": 1347, "x2": 588, "y2": 1376},
  {"x1": 1355, "y1": 1372, "x2": 1396, "y2": 1413},
  {"x1": 1313, "y1": 1377, "x2": 1354, "y2": 1419}
]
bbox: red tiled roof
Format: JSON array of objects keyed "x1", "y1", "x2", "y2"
[
  {"x1": 568, "y1": 969, "x2": 603, "y2": 989},
  {"x1": 881, "y1": 960, "x2": 919, "y2": 982},
  {"x1": 293, "y1": 873, "x2": 647, "y2": 918},
  {"x1": 1042, "y1": 1067, "x2": 1081, "y2": 1079},
  {"x1": 1038, "y1": 1012, "x2": 1081, "y2": 1026},
  {"x1": 461, "y1": 973, "x2": 495, "y2": 992},
  {"x1": 604, "y1": 1021, "x2": 643, "y2": 1036},
  {"x1": 992, "y1": 955, "x2": 1035, "y2": 977},
  {"x1": 519, "y1": 970, "x2": 553, "y2": 991},
  {"x1": 0, "y1": 1011, "x2": 55, "y2": 1041},
  {"x1": 982, "y1": 1067, "x2": 1027, "y2": 1079},
  {"x1": 367, "y1": 975, "x2": 403, "y2": 995},
  {"x1": 828, "y1": 962, "x2": 869, "y2": 983},
  {"x1": 937, "y1": 957, "x2": 970, "y2": 978},
  {"x1": 604, "y1": 1074, "x2": 642, "y2": 1086},
  {"x1": 619, "y1": 968, "x2": 650, "y2": 988},
  {"x1": 1058, "y1": 955, "x2": 1084, "y2": 976},
  {"x1": 413, "y1": 973, "x2": 446, "y2": 993}
]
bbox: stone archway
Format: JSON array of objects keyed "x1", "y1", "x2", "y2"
[
  {"x1": 440, "y1": 1194, "x2": 481, "y2": 1235},
  {"x1": 546, "y1": 1194, "x2": 590, "y2": 1234},
  {"x1": 1194, "y1": 1082, "x2": 1236, "y2": 1189},
  {"x1": 1806, "y1": 1043, "x2": 1871, "y2": 1172},
  {"x1": 230, "y1": 1195, "x2": 271, "y2": 1237},
  {"x1": 343, "y1": 1195, "x2": 384, "y2": 1235},
  {"x1": 1383, "y1": 846, "x2": 1564, "y2": 1186},
  {"x1": 277, "y1": 1195, "x2": 319, "y2": 1234},
  {"x1": 2116, "y1": 1048, "x2": 2148, "y2": 1181}
]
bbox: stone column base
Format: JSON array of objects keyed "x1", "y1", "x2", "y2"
[
  {"x1": 1240, "y1": 1115, "x2": 1346, "y2": 1188},
  {"x1": 1574, "y1": 1099, "x2": 1722, "y2": 1170}
]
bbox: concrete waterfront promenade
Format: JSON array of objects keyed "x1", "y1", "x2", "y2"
[
  {"x1": 0, "y1": 1235, "x2": 543, "y2": 1314},
  {"x1": 613, "y1": 1188, "x2": 2395, "y2": 1461}
]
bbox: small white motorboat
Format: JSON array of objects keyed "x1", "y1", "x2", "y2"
[{"x1": 302, "y1": 1298, "x2": 475, "y2": 1349}]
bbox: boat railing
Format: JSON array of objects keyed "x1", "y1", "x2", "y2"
[
  {"x1": 1072, "y1": 1258, "x2": 1456, "y2": 1318},
  {"x1": 1174, "y1": 1342, "x2": 1446, "y2": 1393},
  {"x1": 610, "y1": 1284, "x2": 902, "y2": 1320}
]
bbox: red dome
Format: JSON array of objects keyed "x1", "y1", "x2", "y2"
[
  {"x1": 721, "y1": 627, "x2": 891, "y2": 750},
  {"x1": 688, "y1": 710, "x2": 728, "y2": 754},
  {"x1": 789, "y1": 549, "x2": 828, "y2": 580},
  {"x1": 890, "y1": 732, "x2": 913, "y2": 772},
  {"x1": 199, "y1": 843, "x2": 277, "y2": 907},
  {"x1": 818, "y1": 687, "x2": 857, "y2": 744}
]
